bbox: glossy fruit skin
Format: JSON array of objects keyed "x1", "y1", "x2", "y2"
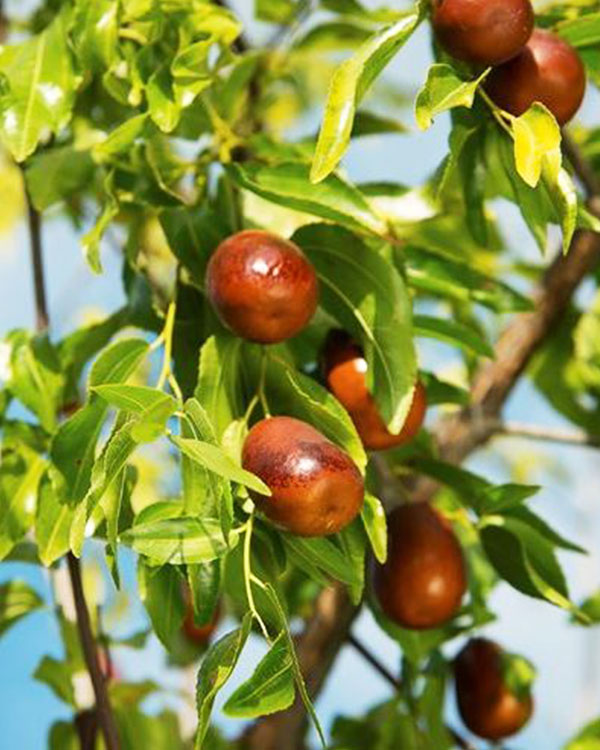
[
  {"x1": 455, "y1": 638, "x2": 533, "y2": 740},
  {"x1": 486, "y1": 29, "x2": 586, "y2": 126},
  {"x1": 205, "y1": 230, "x2": 318, "y2": 344},
  {"x1": 322, "y1": 330, "x2": 427, "y2": 451},
  {"x1": 431, "y1": 0, "x2": 534, "y2": 66},
  {"x1": 373, "y1": 503, "x2": 466, "y2": 630},
  {"x1": 242, "y1": 416, "x2": 364, "y2": 537}
]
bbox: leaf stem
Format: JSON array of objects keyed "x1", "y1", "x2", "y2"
[
  {"x1": 478, "y1": 87, "x2": 514, "y2": 137},
  {"x1": 243, "y1": 513, "x2": 271, "y2": 642},
  {"x1": 155, "y1": 300, "x2": 183, "y2": 402}
]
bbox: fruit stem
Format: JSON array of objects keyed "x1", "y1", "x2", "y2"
[
  {"x1": 477, "y1": 88, "x2": 515, "y2": 137},
  {"x1": 258, "y1": 348, "x2": 272, "y2": 418},
  {"x1": 155, "y1": 300, "x2": 183, "y2": 402},
  {"x1": 243, "y1": 513, "x2": 271, "y2": 642}
]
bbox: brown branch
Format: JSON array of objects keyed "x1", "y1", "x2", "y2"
[
  {"x1": 67, "y1": 555, "x2": 120, "y2": 750},
  {"x1": 491, "y1": 420, "x2": 600, "y2": 449},
  {"x1": 26, "y1": 197, "x2": 49, "y2": 331},
  {"x1": 24, "y1": 187, "x2": 120, "y2": 750}
]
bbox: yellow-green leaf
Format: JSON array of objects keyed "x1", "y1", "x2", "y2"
[{"x1": 513, "y1": 103, "x2": 562, "y2": 188}]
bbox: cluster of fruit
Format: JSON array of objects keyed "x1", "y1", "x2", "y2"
[
  {"x1": 432, "y1": 0, "x2": 586, "y2": 125},
  {"x1": 201, "y1": 229, "x2": 533, "y2": 740}
]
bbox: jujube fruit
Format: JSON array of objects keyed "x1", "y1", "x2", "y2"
[
  {"x1": 431, "y1": 0, "x2": 534, "y2": 66},
  {"x1": 454, "y1": 638, "x2": 534, "y2": 740},
  {"x1": 322, "y1": 329, "x2": 426, "y2": 451},
  {"x1": 205, "y1": 230, "x2": 318, "y2": 344},
  {"x1": 242, "y1": 416, "x2": 364, "y2": 537},
  {"x1": 486, "y1": 29, "x2": 586, "y2": 126},
  {"x1": 373, "y1": 503, "x2": 466, "y2": 629},
  {"x1": 182, "y1": 602, "x2": 221, "y2": 646}
]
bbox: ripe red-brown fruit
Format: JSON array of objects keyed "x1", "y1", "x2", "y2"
[
  {"x1": 242, "y1": 416, "x2": 364, "y2": 537},
  {"x1": 431, "y1": 0, "x2": 534, "y2": 66},
  {"x1": 373, "y1": 503, "x2": 466, "y2": 630},
  {"x1": 454, "y1": 638, "x2": 534, "y2": 740},
  {"x1": 486, "y1": 29, "x2": 586, "y2": 126},
  {"x1": 182, "y1": 605, "x2": 220, "y2": 646},
  {"x1": 205, "y1": 230, "x2": 318, "y2": 344},
  {"x1": 322, "y1": 330, "x2": 426, "y2": 451}
]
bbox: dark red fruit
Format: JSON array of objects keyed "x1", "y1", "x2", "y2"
[
  {"x1": 182, "y1": 605, "x2": 220, "y2": 646},
  {"x1": 205, "y1": 230, "x2": 318, "y2": 344},
  {"x1": 373, "y1": 503, "x2": 466, "y2": 630},
  {"x1": 322, "y1": 330, "x2": 426, "y2": 451},
  {"x1": 432, "y1": 0, "x2": 534, "y2": 66},
  {"x1": 455, "y1": 638, "x2": 534, "y2": 740},
  {"x1": 486, "y1": 29, "x2": 586, "y2": 126},
  {"x1": 242, "y1": 416, "x2": 364, "y2": 537}
]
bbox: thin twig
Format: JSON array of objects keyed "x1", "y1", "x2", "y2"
[
  {"x1": 24, "y1": 186, "x2": 120, "y2": 750},
  {"x1": 346, "y1": 635, "x2": 476, "y2": 750},
  {"x1": 347, "y1": 634, "x2": 402, "y2": 689},
  {"x1": 492, "y1": 420, "x2": 600, "y2": 449},
  {"x1": 26, "y1": 196, "x2": 49, "y2": 331}
]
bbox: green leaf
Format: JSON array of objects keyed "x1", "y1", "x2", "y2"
[
  {"x1": 0, "y1": 11, "x2": 79, "y2": 162},
  {"x1": 92, "y1": 384, "x2": 177, "y2": 424},
  {"x1": 293, "y1": 223, "x2": 417, "y2": 432},
  {"x1": 93, "y1": 114, "x2": 149, "y2": 162},
  {"x1": 35, "y1": 474, "x2": 73, "y2": 566},
  {"x1": 413, "y1": 314, "x2": 494, "y2": 358},
  {"x1": 404, "y1": 246, "x2": 532, "y2": 313},
  {"x1": 139, "y1": 562, "x2": 185, "y2": 650},
  {"x1": 122, "y1": 514, "x2": 232, "y2": 565},
  {"x1": 70, "y1": 418, "x2": 138, "y2": 556},
  {"x1": 160, "y1": 205, "x2": 228, "y2": 287},
  {"x1": 34, "y1": 656, "x2": 76, "y2": 707},
  {"x1": 25, "y1": 146, "x2": 95, "y2": 211},
  {"x1": 480, "y1": 516, "x2": 578, "y2": 613},
  {"x1": 82, "y1": 170, "x2": 119, "y2": 273},
  {"x1": 557, "y1": 12, "x2": 600, "y2": 48},
  {"x1": 261, "y1": 582, "x2": 326, "y2": 747},
  {"x1": 187, "y1": 561, "x2": 221, "y2": 628},
  {"x1": 72, "y1": 0, "x2": 119, "y2": 72},
  {"x1": 227, "y1": 161, "x2": 387, "y2": 237},
  {"x1": 224, "y1": 631, "x2": 295, "y2": 718},
  {"x1": 194, "y1": 615, "x2": 252, "y2": 749},
  {"x1": 196, "y1": 334, "x2": 244, "y2": 441},
  {"x1": 171, "y1": 435, "x2": 271, "y2": 496},
  {"x1": 0, "y1": 442, "x2": 46, "y2": 560},
  {"x1": 361, "y1": 492, "x2": 387, "y2": 563},
  {"x1": 284, "y1": 531, "x2": 364, "y2": 594},
  {"x1": 0, "y1": 580, "x2": 43, "y2": 638},
  {"x1": 513, "y1": 103, "x2": 562, "y2": 188},
  {"x1": 6, "y1": 332, "x2": 64, "y2": 433},
  {"x1": 179, "y1": 399, "x2": 231, "y2": 529},
  {"x1": 51, "y1": 338, "x2": 149, "y2": 505},
  {"x1": 415, "y1": 64, "x2": 488, "y2": 130},
  {"x1": 311, "y1": 11, "x2": 421, "y2": 182}
]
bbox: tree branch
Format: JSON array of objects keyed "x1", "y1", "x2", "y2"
[
  {"x1": 491, "y1": 420, "x2": 600, "y2": 449},
  {"x1": 24, "y1": 188, "x2": 120, "y2": 750}
]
